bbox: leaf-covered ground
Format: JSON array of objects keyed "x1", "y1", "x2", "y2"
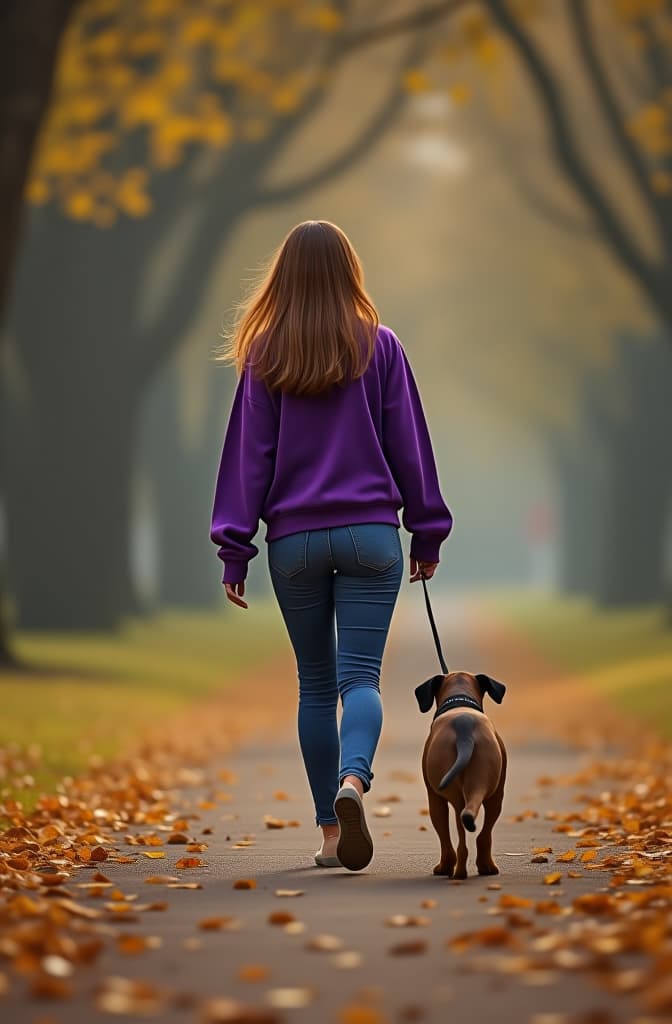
[{"x1": 0, "y1": 591, "x2": 670, "y2": 1022}]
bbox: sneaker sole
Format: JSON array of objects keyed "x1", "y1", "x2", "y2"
[{"x1": 334, "y1": 787, "x2": 373, "y2": 871}]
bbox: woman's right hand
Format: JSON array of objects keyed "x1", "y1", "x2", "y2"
[{"x1": 409, "y1": 558, "x2": 438, "y2": 582}]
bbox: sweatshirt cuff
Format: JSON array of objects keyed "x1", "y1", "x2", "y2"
[
  {"x1": 410, "y1": 535, "x2": 444, "y2": 564},
  {"x1": 222, "y1": 559, "x2": 249, "y2": 584}
]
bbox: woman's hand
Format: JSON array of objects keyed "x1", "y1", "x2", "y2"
[
  {"x1": 225, "y1": 582, "x2": 248, "y2": 609},
  {"x1": 409, "y1": 558, "x2": 438, "y2": 582}
]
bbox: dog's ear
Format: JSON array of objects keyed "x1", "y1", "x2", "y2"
[
  {"x1": 415, "y1": 674, "x2": 445, "y2": 713},
  {"x1": 475, "y1": 673, "x2": 506, "y2": 704}
]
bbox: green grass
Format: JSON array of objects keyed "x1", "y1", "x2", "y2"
[
  {"x1": 479, "y1": 590, "x2": 672, "y2": 737},
  {"x1": 1, "y1": 598, "x2": 287, "y2": 810}
]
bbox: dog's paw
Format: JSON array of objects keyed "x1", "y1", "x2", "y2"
[
  {"x1": 476, "y1": 860, "x2": 499, "y2": 876},
  {"x1": 453, "y1": 863, "x2": 468, "y2": 880},
  {"x1": 432, "y1": 861, "x2": 455, "y2": 877}
]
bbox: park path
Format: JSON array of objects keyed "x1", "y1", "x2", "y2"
[{"x1": 3, "y1": 590, "x2": 648, "y2": 1023}]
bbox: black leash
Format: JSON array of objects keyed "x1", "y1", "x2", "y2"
[{"x1": 420, "y1": 571, "x2": 449, "y2": 675}]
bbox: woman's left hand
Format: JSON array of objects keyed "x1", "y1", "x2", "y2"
[{"x1": 225, "y1": 582, "x2": 248, "y2": 609}]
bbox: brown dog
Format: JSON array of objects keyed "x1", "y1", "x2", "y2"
[{"x1": 415, "y1": 671, "x2": 507, "y2": 879}]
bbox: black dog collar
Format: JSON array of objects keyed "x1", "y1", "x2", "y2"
[{"x1": 433, "y1": 695, "x2": 484, "y2": 720}]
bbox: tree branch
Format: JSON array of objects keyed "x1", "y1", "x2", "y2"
[
  {"x1": 254, "y1": 33, "x2": 429, "y2": 206},
  {"x1": 336, "y1": 0, "x2": 466, "y2": 56},
  {"x1": 485, "y1": 0, "x2": 665, "y2": 322},
  {"x1": 568, "y1": 0, "x2": 665, "y2": 246},
  {"x1": 484, "y1": 103, "x2": 596, "y2": 240}
]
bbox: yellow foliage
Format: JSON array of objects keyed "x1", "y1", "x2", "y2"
[
  {"x1": 627, "y1": 103, "x2": 672, "y2": 155},
  {"x1": 158, "y1": 60, "x2": 192, "y2": 91},
  {"x1": 309, "y1": 6, "x2": 344, "y2": 32},
  {"x1": 116, "y1": 168, "x2": 152, "y2": 217},
  {"x1": 650, "y1": 170, "x2": 672, "y2": 194},
  {"x1": 64, "y1": 190, "x2": 96, "y2": 220},
  {"x1": 403, "y1": 69, "x2": 431, "y2": 94},
  {"x1": 24, "y1": 178, "x2": 50, "y2": 205},
  {"x1": 40, "y1": 133, "x2": 115, "y2": 176},
  {"x1": 612, "y1": 0, "x2": 666, "y2": 21},
  {"x1": 182, "y1": 15, "x2": 219, "y2": 46},
  {"x1": 212, "y1": 56, "x2": 246, "y2": 84},
  {"x1": 475, "y1": 37, "x2": 501, "y2": 67},
  {"x1": 86, "y1": 29, "x2": 123, "y2": 61},
  {"x1": 63, "y1": 95, "x2": 109, "y2": 127},
  {"x1": 128, "y1": 30, "x2": 165, "y2": 57},
  {"x1": 448, "y1": 83, "x2": 471, "y2": 105},
  {"x1": 121, "y1": 86, "x2": 168, "y2": 127},
  {"x1": 195, "y1": 95, "x2": 233, "y2": 145},
  {"x1": 26, "y1": 0, "x2": 342, "y2": 223},
  {"x1": 269, "y1": 84, "x2": 302, "y2": 114},
  {"x1": 461, "y1": 11, "x2": 489, "y2": 46}
]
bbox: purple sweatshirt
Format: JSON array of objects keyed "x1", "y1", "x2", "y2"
[{"x1": 210, "y1": 324, "x2": 453, "y2": 584}]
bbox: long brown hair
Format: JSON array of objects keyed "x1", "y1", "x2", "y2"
[{"x1": 214, "y1": 220, "x2": 380, "y2": 396}]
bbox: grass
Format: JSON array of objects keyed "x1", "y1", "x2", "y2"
[
  {"x1": 1, "y1": 598, "x2": 287, "y2": 809},
  {"x1": 479, "y1": 589, "x2": 672, "y2": 737}
]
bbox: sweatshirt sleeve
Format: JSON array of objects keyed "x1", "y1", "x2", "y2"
[
  {"x1": 381, "y1": 332, "x2": 453, "y2": 564},
  {"x1": 209, "y1": 367, "x2": 278, "y2": 585}
]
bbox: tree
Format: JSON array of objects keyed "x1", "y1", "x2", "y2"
[
  {"x1": 0, "y1": 0, "x2": 80, "y2": 666},
  {"x1": 3, "y1": 1, "x2": 431, "y2": 632},
  {"x1": 366, "y1": 0, "x2": 672, "y2": 603}
]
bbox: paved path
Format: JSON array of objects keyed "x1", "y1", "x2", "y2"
[{"x1": 4, "y1": 591, "x2": 638, "y2": 1023}]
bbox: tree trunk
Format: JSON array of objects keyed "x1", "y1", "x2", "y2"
[
  {"x1": 547, "y1": 431, "x2": 607, "y2": 595},
  {"x1": 3, "y1": 373, "x2": 137, "y2": 630},
  {"x1": 0, "y1": 0, "x2": 79, "y2": 664},
  {"x1": 141, "y1": 356, "x2": 222, "y2": 607},
  {"x1": 592, "y1": 332, "x2": 672, "y2": 607}
]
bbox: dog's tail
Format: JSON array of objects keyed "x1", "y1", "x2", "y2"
[{"x1": 438, "y1": 714, "x2": 475, "y2": 791}]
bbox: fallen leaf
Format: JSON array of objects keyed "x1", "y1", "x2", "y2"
[
  {"x1": 199, "y1": 916, "x2": 242, "y2": 931},
  {"x1": 332, "y1": 951, "x2": 363, "y2": 969},
  {"x1": 305, "y1": 934, "x2": 344, "y2": 951},
  {"x1": 274, "y1": 890, "x2": 304, "y2": 897},
  {"x1": 388, "y1": 940, "x2": 428, "y2": 955},
  {"x1": 543, "y1": 873, "x2": 562, "y2": 886},
  {"x1": 238, "y1": 964, "x2": 270, "y2": 982},
  {"x1": 233, "y1": 879, "x2": 257, "y2": 890},
  {"x1": 337, "y1": 1004, "x2": 387, "y2": 1024},
  {"x1": 263, "y1": 816, "x2": 287, "y2": 829},
  {"x1": 265, "y1": 987, "x2": 315, "y2": 1009},
  {"x1": 268, "y1": 911, "x2": 295, "y2": 925}
]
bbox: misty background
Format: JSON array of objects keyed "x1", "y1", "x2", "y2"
[{"x1": 1, "y1": 0, "x2": 671, "y2": 637}]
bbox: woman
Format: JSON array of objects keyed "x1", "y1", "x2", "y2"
[{"x1": 210, "y1": 220, "x2": 453, "y2": 872}]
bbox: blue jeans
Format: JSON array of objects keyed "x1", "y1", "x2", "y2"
[{"x1": 267, "y1": 524, "x2": 404, "y2": 827}]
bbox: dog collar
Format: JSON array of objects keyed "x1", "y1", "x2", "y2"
[{"x1": 433, "y1": 695, "x2": 484, "y2": 719}]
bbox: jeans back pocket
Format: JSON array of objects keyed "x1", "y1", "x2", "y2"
[
  {"x1": 347, "y1": 524, "x2": 401, "y2": 571},
  {"x1": 268, "y1": 531, "x2": 308, "y2": 578}
]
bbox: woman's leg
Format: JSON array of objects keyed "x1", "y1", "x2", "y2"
[
  {"x1": 330, "y1": 524, "x2": 404, "y2": 796},
  {"x1": 267, "y1": 529, "x2": 340, "y2": 829}
]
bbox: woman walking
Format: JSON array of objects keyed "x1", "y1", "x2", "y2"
[{"x1": 210, "y1": 220, "x2": 453, "y2": 871}]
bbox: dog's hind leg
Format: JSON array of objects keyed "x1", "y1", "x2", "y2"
[
  {"x1": 453, "y1": 803, "x2": 469, "y2": 879},
  {"x1": 476, "y1": 742, "x2": 507, "y2": 876},
  {"x1": 427, "y1": 788, "x2": 456, "y2": 877}
]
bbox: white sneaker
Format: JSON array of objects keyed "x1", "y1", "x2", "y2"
[
  {"x1": 314, "y1": 834, "x2": 341, "y2": 867},
  {"x1": 334, "y1": 783, "x2": 373, "y2": 871}
]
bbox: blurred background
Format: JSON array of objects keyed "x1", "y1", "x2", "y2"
[{"x1": 1, "y1": 0, "x2": 671, "y2": 798}]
